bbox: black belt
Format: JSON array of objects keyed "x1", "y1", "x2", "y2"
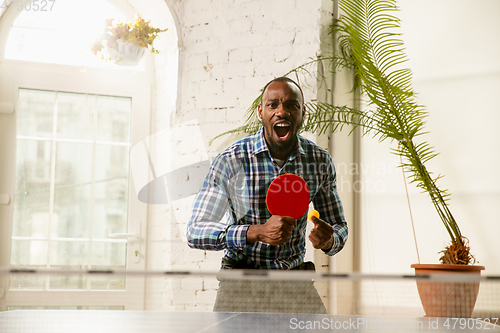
[{"x1": 220, "y1": 255, "x2": 316, "y2": 271}]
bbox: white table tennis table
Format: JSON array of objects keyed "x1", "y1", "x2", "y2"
[{"x1": 1, "y1": 310, "x2": 499, "y2": 333}]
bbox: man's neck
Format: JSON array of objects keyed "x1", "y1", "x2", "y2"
[{"x1": 268, "y1": 142, "x2": 297, "y2": 160}]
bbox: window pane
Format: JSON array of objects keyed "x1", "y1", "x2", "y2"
[
  {"x1": 50, "y1": 241, "x2": 89, "y2": 268},
  {"x1": 57, "y1": 92, "x2": 95, "y2": 141},
  {"x1": 92, "y1": 243, "x2": 126, "y2": 267},
  {"x1": 11, "y1": 240, "x2": 47, "y2": 266},
  {"x1": 12, "y1": 88, "x2": 132, "y2": 291},
  {"x1": 49, "y1": 241, "x2": 88, "y2": 290},
  {"x1": 17, "y1": 89, "x2": 54, "y2": 138},
  {"x1": 10, "y1": 240, "x2": 47, "y2": 288},
  {"x1": 49, "y1": 273, "x2": 87, "y2": 290},
  {"x1": 13, "y1": 140, "x2": 52, "y2": 238},
  {"x1": 96, "y1": 95, "x2": 131, "y2": 143},
  {"x1": 53, "y1": 142, "x2": 93, "y2": 238},
  {"x1": 91, "y1": 243, "x2": 126, "y2": 290},
  {"x1": 93, "y1": 145, "x2": 129, "y2": 239},
  {"x1": 90, "y1": 274, "x2": 125, "y2": 291},
  {"x1": 4, "y1": 0, "x2": 145, "y2": 70},
  {"x1": 9, "y1": 273, "x2": 46, "y2": 291}
]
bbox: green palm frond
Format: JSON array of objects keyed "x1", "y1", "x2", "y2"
[
  {"x1": 209, "y1": 56, "x2": 336, "y2": 144},
  {"x1": 335, "y1": 0, "x2": 462, "y2": 247},
  {"x1": 303, "y1": 102, "x2": 391, "y2": 139},
  {"x1": 212, "y1": 0, "x2": 469, "y2": 263}
]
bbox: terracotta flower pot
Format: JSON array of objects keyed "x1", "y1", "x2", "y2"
[
  {"x1": 107, "y1": 40, "x2": 146, "y2": 66},
  {"x1": 411, "y1": 264, "x2": 485, "y2": 318}
]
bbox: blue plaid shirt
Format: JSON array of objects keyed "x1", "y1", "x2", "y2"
[{"x1": 187, "y1": 127, "x2": 348, "y2": 269}]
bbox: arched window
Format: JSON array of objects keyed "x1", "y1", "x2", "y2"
[
  {"x1": 4, "y1": 0, "x2": 146, "y2": 70},
  {"x1": 0, "y1": 0, "x2": 178, "y2": 310}
]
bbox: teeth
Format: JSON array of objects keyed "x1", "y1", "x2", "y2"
[{"x1": 275, "y1": 123, "x2": 290, "y2": 127}]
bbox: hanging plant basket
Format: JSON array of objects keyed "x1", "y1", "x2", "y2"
[
  {"x1": 107, "y1": 40, "x2": 146, "y2": 66},
  {"x1": 91, "y1": 15, "x2": 167, "y2": 65}
]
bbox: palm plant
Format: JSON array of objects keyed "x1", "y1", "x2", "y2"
[{"x1": 213, "y1": 0, "x2": 474, "y2": 265}]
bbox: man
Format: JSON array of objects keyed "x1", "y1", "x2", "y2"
[{"x1": 187, "y1": 77, "x2": 348, "y2": 313}]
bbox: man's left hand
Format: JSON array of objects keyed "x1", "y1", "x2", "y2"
[{"x1": 309, "y1": 216, "x2": 334, "y2": 250}]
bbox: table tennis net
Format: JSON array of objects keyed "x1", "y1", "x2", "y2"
[{"x1": 1, "y1": 268, "x2": 499, "y2": 321}]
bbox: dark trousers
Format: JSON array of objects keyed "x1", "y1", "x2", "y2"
[{"x1": 213, "y1": 256, "x2": 327, "y2": 314}]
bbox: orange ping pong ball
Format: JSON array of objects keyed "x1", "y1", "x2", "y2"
[{"x1": 308, "y1": 209, "x2": 319, "y2": 221}]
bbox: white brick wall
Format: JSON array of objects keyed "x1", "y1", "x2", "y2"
[
  {"x1": 144, "y1": 0, "x2": 324, "y2": 311},
  {"x1": 0, "y1": 0, "x2": 326, "y2": 311}
]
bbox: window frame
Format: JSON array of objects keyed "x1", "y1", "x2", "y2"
[{"x1": 0, "y1": 14, "x2": 152, "y2": 310}]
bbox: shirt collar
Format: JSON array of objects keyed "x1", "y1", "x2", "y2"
[
  {"x1": 252, "y1": 127, "x2": 306, "y2": 157},
  {"x1": 252, "y1": 127, "x2": 268, "y2": 155}
]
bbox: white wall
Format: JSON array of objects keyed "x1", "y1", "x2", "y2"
[
  {"x1": 0, "y1": 0, "x2": 325, "y2": 312},
  {"x1": 145, "y1": 0, "x2": 324, "y2": 311},
  {"x1": 6, "y1": 0, "x2": 494, "y2": 314},
  {"x1": 359, "y1": 0, "x2": 500, "y2": 275}
]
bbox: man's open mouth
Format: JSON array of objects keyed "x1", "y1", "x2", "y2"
[{"x1": 274, "y1": 122, "x2": 291, "y2": 141}]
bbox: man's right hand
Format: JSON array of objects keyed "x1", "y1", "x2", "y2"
[{"x1": 246, "y1": 215, "x2": 296, "y2": 245}]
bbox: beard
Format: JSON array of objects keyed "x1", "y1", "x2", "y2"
[{"x1": 262, "y1": 119, "x2": 302, "y2": 158}]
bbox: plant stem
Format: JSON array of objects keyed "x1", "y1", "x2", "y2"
[{"x1": 399, "y1": 140, "x2": 462, "y2": 244}]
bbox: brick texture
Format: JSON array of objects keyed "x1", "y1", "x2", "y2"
[
  {"x1": 0, "y1": 0, "x2": 324, "y2": 312},
  {"x1": 145, "y1": 0, "x2": 323, "y2": 311}
]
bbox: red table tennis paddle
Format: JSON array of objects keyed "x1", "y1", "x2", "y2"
[{"x1": 266, "y1": 174, "x2": 310, "y2": 219}]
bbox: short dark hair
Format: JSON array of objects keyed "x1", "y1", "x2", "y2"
[{"x1": 259, "y1": 77, "x2": 304, "y2": 107}]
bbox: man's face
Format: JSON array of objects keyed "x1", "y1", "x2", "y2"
[{"x1": 258, "y1": 81, "x2": 306, "y2": 159}]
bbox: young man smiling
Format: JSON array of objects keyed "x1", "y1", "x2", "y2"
[{"x1": 187, "y1": 77, "x2": 348, "y2": 313}]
